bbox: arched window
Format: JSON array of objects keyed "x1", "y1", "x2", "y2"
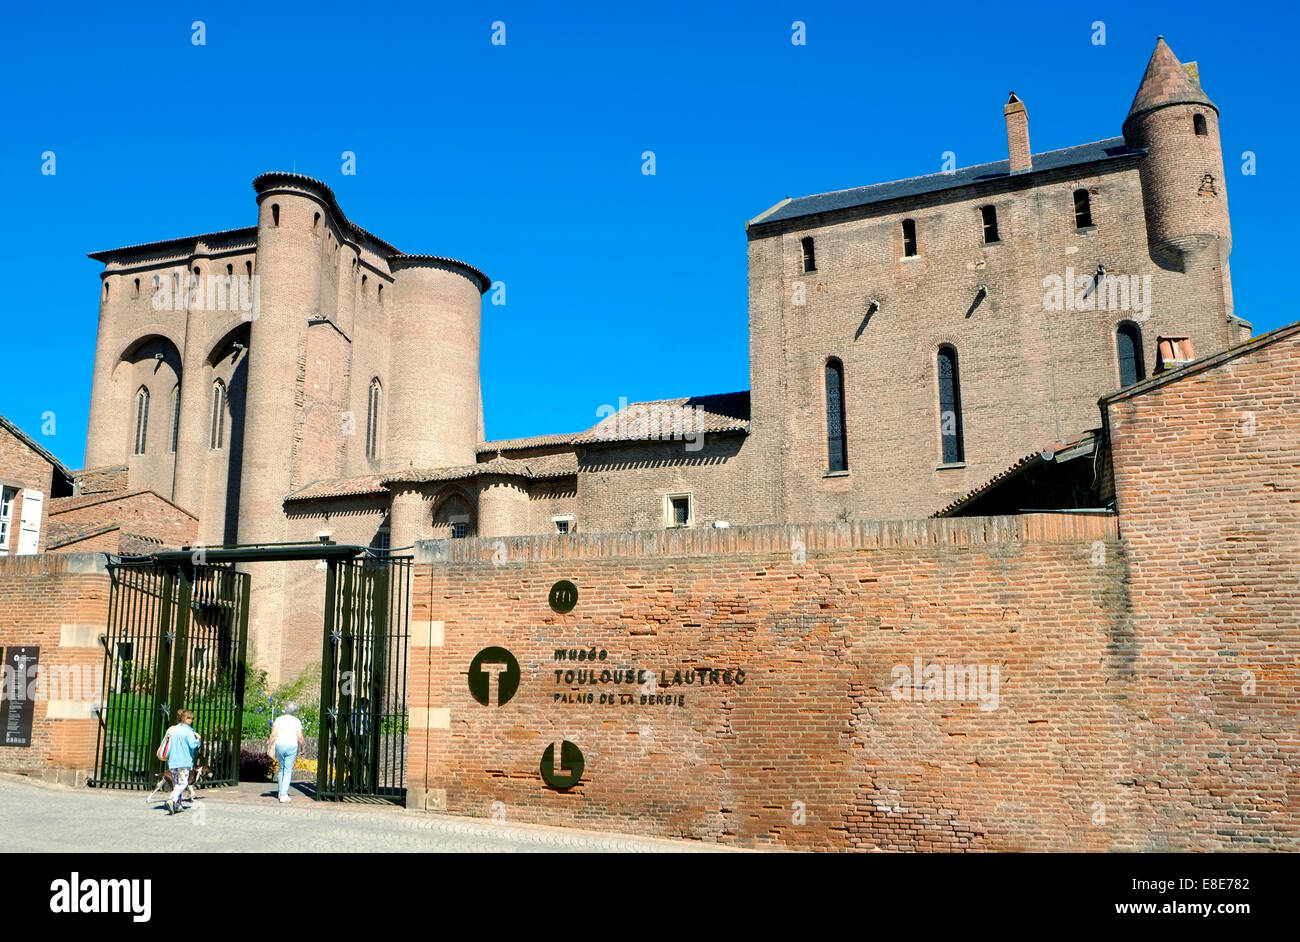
[
  {"x1": 366, "y1": 378, "x2": 382, "y2": 460},
  {"x1": 824, "y1": 359, "x2": 848, "y2": 473},
  {"x1": 133, "y1": 387, "x2": 149, "y2": 456},
  {"x1": 271, "y1": 204, "x2": 280, "y2": 226},
  {"x1": 938, "y1": 346, "x2": 965, "y2": 464},
  {"x1": 209, "y1": 380, "x2": 226, "y2": 450},
  {"x1": 902, "y1": 219, "x2": 918, "y2": 257},
  {"x1": 1073, "y1": 189, "x2": 1093, "y2": 228},
  {"x1": 980, "y1": 205, "x2": 1000, "y2": 244},
  {"x1": 800, "y1": 236, "x2": 816, "y2": 273},
  {"x1": 170, "y1": 385, "x2": 181, "y2": 453},
  {"x1": 133, "y1": 278, "x2": 140, "y2": 298},
  {"x1": 1193, "y1": 113, "x2": 1207, "y2": 136},
  {"x1": 1117, "y1": 322, "x2": 1145, "y2": 387}
]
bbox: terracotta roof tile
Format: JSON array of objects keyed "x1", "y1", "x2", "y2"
[
  {"x1": 1125, "y1": 38, "x2": 1214, "y2": 125},
  {"x1": 573, "y1": 391, "x2": 750, "y2": 445}
]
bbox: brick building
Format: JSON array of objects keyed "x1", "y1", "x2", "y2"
[
  {"x1": 0, "y1": 414, "x2": 73, "y2": 556},
  {"x1": 50, "y1": 37, "x2": 1250, "y2": 680}
]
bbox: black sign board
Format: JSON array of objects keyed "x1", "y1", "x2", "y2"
[{"x1": 0, "y1": 646, "x2": 39, "y2": 747}]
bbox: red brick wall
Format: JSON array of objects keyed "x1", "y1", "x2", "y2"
[
  {"x1": 1104, "y1": 324, "x2": 1300, "y2": 851},
  {"x1": 0, "y1": 553, "x2": 109, "y2": 779},
  {"x1": 407, "y1": 515, "x2": 1168, "y2": 851}
]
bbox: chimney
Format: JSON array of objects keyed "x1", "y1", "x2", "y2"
[
  {"x1": 1155, "y1": 335, "x2": 1196, "y2": 373},
  {"x1": 1005, "y1": 92, "x2": 1031, "y2": 174}
]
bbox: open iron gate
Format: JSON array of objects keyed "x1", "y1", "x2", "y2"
[
  {"x1": 92, "y1": 561, "x2": 249, "y2": 789},
  {"x1": 318, "y1": 556, "x2": 411, "y2": 802}
]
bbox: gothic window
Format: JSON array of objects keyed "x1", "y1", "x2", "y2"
[
  {"x1": 1073, "y1": 189, "x2": 1093, "y2": 228},
  {"x1": 801, "y1": 236, "x2": 816, "y2": 273},
  {"x1": 1117, "y1": 322, "x2": 1145, "y2": 387},
  {"x1": 366, "y1": 378, "x2": 382, "y2": 460},
  {"x1": 1193, "y1": 113, "x2": 1207, "y2": 136},
  {"x1": 938, "y1": 346, "x2": 964, "y2": 464},
  {"x1": 133, "y1": 387, "x2": 149, "y2": 455},
  {"x1": 825, "y1": 358, "x2": 848, "y2": 473},
  {"x1": 980, "y1": 205, "x2": 1000, "y2": 244},
  {"x1": 902, "y1": 219, "x2": 918, "y2": 257},
  {"x1": 209, "y1": 380, "x2": 226, "y2": 450},
  {"x1": 170, "y1": 385, "x2": 181, "y2": 453}
]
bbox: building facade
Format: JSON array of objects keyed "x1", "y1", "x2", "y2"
[{"x1": 70, "y1": 38, "x2": 1249, "y2": 680}]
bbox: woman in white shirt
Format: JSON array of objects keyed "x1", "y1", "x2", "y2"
[{"x1": 268, "y1": 702, "x2": 306, "y2": 803}]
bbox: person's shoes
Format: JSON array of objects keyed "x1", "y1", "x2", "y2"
[
  {"x1": 279, "y1": 795, "x2": 290, "y2": 803},
  {"x1": 166, "y1": 800, "x2": 175, "y2": 815}
]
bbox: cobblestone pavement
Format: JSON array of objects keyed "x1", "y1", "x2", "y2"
[{"x1": 0, "y1": 776, "x2": 735, "y2": 853}]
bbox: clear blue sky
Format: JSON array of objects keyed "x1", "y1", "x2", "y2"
[{"x1": 1, "y1": 0, "x2": 1293, "y2": 469}]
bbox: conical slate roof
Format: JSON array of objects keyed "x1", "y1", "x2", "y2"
[{"x1": 1125, "y1": 37, "x2": 1215, "y2": 125}]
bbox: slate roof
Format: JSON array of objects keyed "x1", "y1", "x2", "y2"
[
  {"x1": 572, "y1": 392, "x2": 751, "y2": 445},
  {"x1": 750, "y1": 138, "x2": 1138, "y2": 228}
]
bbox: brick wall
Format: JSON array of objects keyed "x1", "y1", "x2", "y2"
[
  {"x1": 405, "y1": 514, "x2": 1177, "y2": 851},
  {"x1": 0, "y1": 553, "x2": 109, "y2": 780},
  {"x1": 1103, "y1": 323, "x2": 1300, "y2": 850}
]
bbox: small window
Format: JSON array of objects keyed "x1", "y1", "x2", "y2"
[
  {"x1": 152, "y1": 275, "x2": 160, "y2": 292},
  {"x1": 800, "y1": 236, "x2": 816, "y2": 273},
  {"x1": 825, "y1": 358, "x2": 848, "y2": 473},
  {"x1": 451, "y1": 521, "x2": 468, "y2": 539},
  {"x1": 1073, "y1": 189, "x2": 1093, "y2": 229},
  {"x1": 1117, "y1": 322, "x2": 1145, "y2": 387},
  {"x1": 377, "y1": 284, "x2": 383, "y2": 302},
  {"x1": 902, "y1": 219, "x2": 918, "y2": 257},
  {"x1": 209, "y1": 380, "x2": 226, "y2": 450},
  {"x1": 372, "y1": 528, "x2": 391, "y2": 557},
  {"x1": 226, "y1": 263, "x2": 233, "y2": 277},
  {"x1": 271, "y1": 203, "x2": 280, "y2": 226},
  {"x1": 313, "y1": 212, "x2": 321, "y2": 231},
  {"x1": 361, "y1": 274, "x2": 368, "y2": 290},
  {"x1": 1193, "y1": 113, "x2": 1207, "y2": 136},
  {"x1": 554, "y1": 517, "x2": 572, "y2": 535},
  {"x1": 980, "y1": 205, "x2": 1000, "y2": 244},
  {"x1": 245, "y1": 261, "x2": 253, "y2": 279},
  {"x1": 938, "y1": 346, "x2": 965, "y2": 464},
  {"x1": 667, "y1": 495, "x2": 692, "y2": 528},
  {"x1": 133, "y1": 278, "x2": 140, "y2": 298}
]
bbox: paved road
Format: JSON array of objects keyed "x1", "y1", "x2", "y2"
[{"x1": 0, "y1": 776, "x2": 731, "y2": 853}]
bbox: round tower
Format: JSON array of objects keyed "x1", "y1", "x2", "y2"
[
  {"x1": 386, "y1": 256, "x2": 488, "y2": 470},
  {"x1": 1122, "y1": 37, "x2": 1231, "y2": 270}
]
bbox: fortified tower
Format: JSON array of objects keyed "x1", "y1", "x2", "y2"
[{"x1": 1122, "y1": 37, "x2": 1234, "y2": 317}]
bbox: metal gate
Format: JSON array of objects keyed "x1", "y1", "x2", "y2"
[
  {"x1": 317, "y1": 556, "x2": 410, "y2": 802},
  {"x1": 92, "y1": 561, "x2": 250, "y2": 789}
]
